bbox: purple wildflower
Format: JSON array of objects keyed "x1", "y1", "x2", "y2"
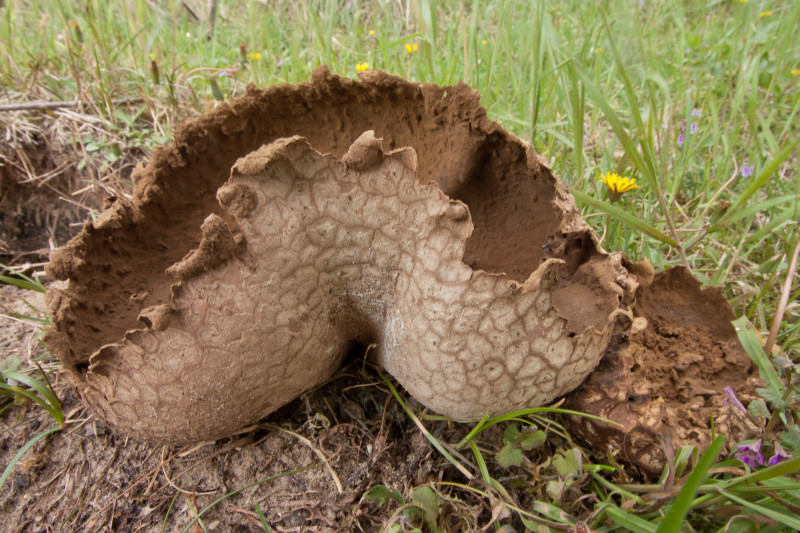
[
  {"x1": 741, "y1": 166, "x2": 754, "y2": 177},
  {"x1": 692, "y1": 108, "x2": 701, "y2": 117},
  {"x1": 735, "y1": 440, "x2": 765, "y2": 468},
  {"x1": 690, "y1": 122, "x2": 698, "y2": 135},
  {"x1": 768, "y1": 442, "x2": 791, "y2": 465},
  {"x1": 722, "y1": 386, "x2": 747, "y2": 413},
  {"x1": 678, "y1": 133, "x2": 685, "y2": 146}
]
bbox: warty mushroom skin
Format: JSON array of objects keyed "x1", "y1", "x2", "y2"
[{"x1": 44, "y1": 70, "x2": 635, "y2": 444}]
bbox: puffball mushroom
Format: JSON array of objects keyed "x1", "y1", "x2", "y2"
[{"x1": 44, "y1": 68, "x2": 636, "y2": 444}]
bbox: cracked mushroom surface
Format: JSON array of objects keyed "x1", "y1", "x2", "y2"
[{"x1": 44, "y1": 68, "x2": 635, "y2": 443}]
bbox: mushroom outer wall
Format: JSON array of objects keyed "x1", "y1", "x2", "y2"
[{"x1": 44, "y1": 69, "x2": 634, "y2": 443}]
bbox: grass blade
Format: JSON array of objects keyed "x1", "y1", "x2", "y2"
[
  {"x1": 723, "y1": 455, "x2": 800, "y2": 487},
  {"x1": 717, "y1": 489, "x2": 800, "y2": 530},
  {"x1": 655, "y1": 435, "x2": 726, "y2": 533},
  {"x1": 604, "y1": 505, "x2": 657, "y2": 533},
  {"x1": 567, "y1": 59, "x2": 584, "y2": 184},
  {"x1": 0, "y1": 275, "x2": 46, "y2": 293},
  {"x1": 3, "y1": 313, "x2": 50, "y2": 325},
  {"x1": 714, "y1": 194, "x2": 800, "y2": 229},
  {"x1": 600, "y1": 14, "x2": 657, "y2": 187},
  {"x1": 0, "y1": 384, "x2": 61, "y2": 424},
  {"x1": 380, "y1": 372, "x2": 473, "y2": 479},
  {"x1": 732, "y1": 316, "x2": 784, "y2": 396},
  {"x1": 576, "y1": 69, "x2": 649, "y2": 186},
  {"x1": 0, "y1": 426, "x2": 60, "y2": 492},
  {"x1": 1, "y1": 370, "x2": 63, "y2": 426},
  {"x1": 712, "y1": 139, "x2": 799, "y2": 230},
  {"x1": 454, "y1": 405, "x2": 621, "y2": 450},
  {"x1": 744, "y1": 205, "x2": 800, "y2": 250},
  {"x1": 571, "y1": 189, "x2": 679, "y2": 246},
  {"x1": 579, "y1": 15, "x2": 688, "y2": 263},
  {"x1": 689, "y1": 455, "x2": 800, "y2": 509},
  {"x1": 254, "y1": 503, "x2": 271, "y2": 532}
]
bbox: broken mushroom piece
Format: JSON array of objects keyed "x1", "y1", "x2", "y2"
[{"x1": 44, "y1": 68, "x2": 636, "y2": 444}]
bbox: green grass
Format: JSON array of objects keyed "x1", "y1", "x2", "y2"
[{"x1": 1, "y1": 0, "x2": 799, "y2": 530}]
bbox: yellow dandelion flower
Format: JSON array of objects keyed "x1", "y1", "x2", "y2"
[
  {"x1": 759, "y1": 10, "x2": 772, "y2": 17},
  {"x1": 369, "y1": 30, "x2": 375, "y2": 36},
  {"x1": 740, "y1": 0, "x2": 748, "y2": 3},
  {"x1": 247, "y1": 52, "x2": 261, "y2": 61},
  {"x1": 482, "y1": 39, "x2": 487, "y2": 45},
  {"x1": 793, "y1": 68, "x2": 800, "y2": 76},
  {"x1": 404, "y1": 43, "x2": 418, "y2": 53},
  {"x1": 597, "y1": 172, "x2": 640, "y2": 203},
  {"x1": 356, "y1": 62, "x2": 369, "y2": 72}
]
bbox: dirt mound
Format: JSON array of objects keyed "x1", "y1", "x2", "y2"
[
  {"x1": 565, "y1": 266, "x2": 760, "y2": 475},
  {"x1": 42, "y1": 67, "x2": 756, "y2": 473}
]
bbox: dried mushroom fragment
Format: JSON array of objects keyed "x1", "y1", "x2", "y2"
[{"x1": 44, "y1": 68, "x2": 634, "y2": 444}]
